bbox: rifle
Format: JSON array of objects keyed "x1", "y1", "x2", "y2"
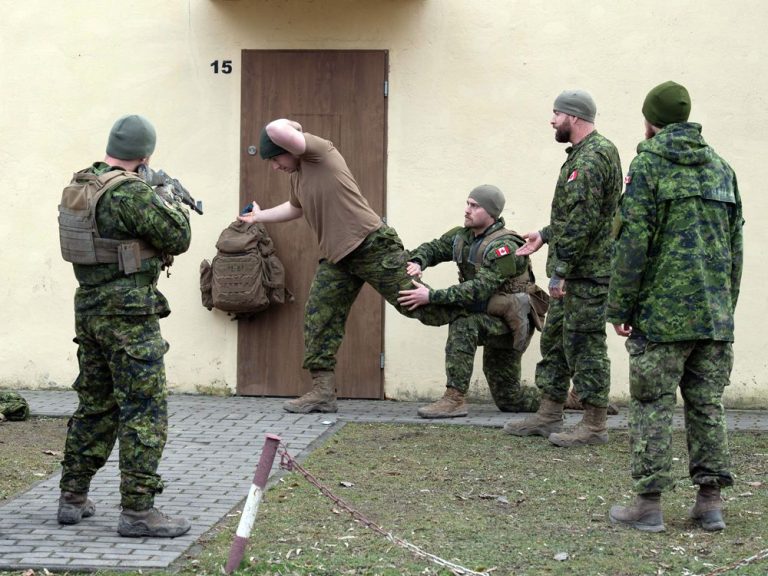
[{"x1": 138, "y1": 165, "x2": 204, "y2": 215}]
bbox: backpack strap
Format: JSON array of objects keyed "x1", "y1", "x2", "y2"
[
  {"x1": 474, "y1": 228, "x2": 525, "y2": 263},
  {"x1": 89, "y1": 171, "x2": 160, "y2": 271}
]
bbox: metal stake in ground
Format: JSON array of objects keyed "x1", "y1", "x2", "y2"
[{"x1": 224, "y1": 433, "x2": 281, "y2": 574}]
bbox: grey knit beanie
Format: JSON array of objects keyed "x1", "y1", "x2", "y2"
[
  {"x1": 469, "y1": 184, "x2": 505, "y2": 219},
  {"x1": 106, "y1": 115, "x2": 156, "y2": 160},
  {"x1": 553, "y1": 90, "x2": 597, "y2": 123}
]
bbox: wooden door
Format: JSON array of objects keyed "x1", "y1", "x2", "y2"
[{"x1": 237, "y1": 50, "x2": 387, "y2": 399}]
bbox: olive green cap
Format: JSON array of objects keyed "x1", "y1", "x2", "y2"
[{"x1": 642, "y1": 81, "x2": 691, "y2": 127}]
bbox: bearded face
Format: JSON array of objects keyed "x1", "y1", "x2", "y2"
[
  {"x1": 551, "y1": 112, "x2": 573, "y2": 143},
  {"x1": 554, "y1": 124, "x2": 572, "y2": 143}
]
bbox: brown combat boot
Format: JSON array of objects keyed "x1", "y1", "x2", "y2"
[
  {"x1": 502, "y1": 395, "x2": 564, "y2": 437},
  {"x1": 609, "y1": 493, "x2": 665, "y2": 532},
  {"x1": 57, "y1": 491, "x2": 96, "y2": 525},
  {"x1": 283, "y1": 370, "x2": 338, "y2": 414},
  {"x1": 548, "y1": 403, "x2": 608, "y2": 447},
  {"x1": 690, "y1": 485, "x2": 726, "y2": 531},
  {"x1": 565, "y1": 386, "x2": 619, "y2": 415},
  {"x1": 118, "y1": 507, "x2": 191, "y2": 538},
  {"x1": 486, "y1": 293, "x2": 531, "y2": 352},
  {"x1": 417, "y1": 387, "x2": 468, "y2": 419}
]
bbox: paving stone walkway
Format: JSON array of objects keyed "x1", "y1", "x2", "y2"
[{"x1": 1, "y1": 390, "x2": 765, "y2": 572}]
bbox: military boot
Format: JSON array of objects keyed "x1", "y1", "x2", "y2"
[
  {"x1": 283, "y1": 370, "x2": 338, "y2": 413},
  {"x1": 565, "y1": 386, "x2": 619, "y2": 415},
  {"x1": 502, "y1": 395, "x2": 564, "y2": 437},
  {"x1": 548, "y1": 403, "x2": 608, "y2": 447},
  {"x1": 57, "y1": 491, "x2": 96, "y2": 525},
  {"x1": 486, "y1": 293, "x2": 531, "y2": 352},
  {"x1": 690, "y1": 485, "x2": 726, "y2": 531},
  {"x1": 118, "y1": 507, "x2": 191, "y2": 538},
  {"x1": 417, "y1": 387, "x2": 468, "y2": 419},
  {"x1": 609, "y1": 493, "x2": 665, "y2": 532}
]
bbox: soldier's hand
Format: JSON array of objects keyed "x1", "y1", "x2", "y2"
[
  {"x1": 155, "y1": 184, "x2": 175, "y2": 204},
  {"x1": 516, "y1": 231, "x2": 544, "y2": 256},
  {"x1": 238, "y1": 201, "x2": 262, "y2": 223},
  {"x1": 548, "y1": 274, "x2": 566, "y2": 299},
  {"x1": 406, "y1": 261, "x2": 423, "y2": 278},
  {"x1": 397, "y1": 281, "x2": 430, "y2": 311}
]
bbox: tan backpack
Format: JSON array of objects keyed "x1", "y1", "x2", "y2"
[{"x1": 200, "y1": 220, "x2": 293, "y2": 318}]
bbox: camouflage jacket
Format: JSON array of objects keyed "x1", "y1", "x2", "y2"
[
  {"x1": 541, "y1": 130, "x2": 623, "y2": 280},
  {"x1": 408, "y1": 218, "x2": 529, "y2": 312},
  {"x1": 606, "y1": 123, "x2": 743, "y2": 342},
  {"x1": 73, "y1": 162, "x2": 192, "y2": 317}
]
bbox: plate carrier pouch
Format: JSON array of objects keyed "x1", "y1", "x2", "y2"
[
  {"x1": 453, "y1": 228, "x2": 550, "y2": 351},
  {"x1": 200, "y1": 220, "x2": 293, "y2": 319},
  {"x1": 58, "y1": 169, "x2": 159, "y2": 275}
]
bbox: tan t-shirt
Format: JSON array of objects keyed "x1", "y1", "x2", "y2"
[{"x1": 289, "y1": 133, "x2": 382, "y2": 263}]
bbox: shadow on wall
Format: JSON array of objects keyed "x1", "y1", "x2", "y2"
[{"x1": 206, "y1": 0, "x2": 429, "y2": 45}]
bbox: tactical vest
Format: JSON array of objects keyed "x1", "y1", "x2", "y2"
[
  {"x1": 452, "y1": 228, "x2": 533, "y2": 293},
  {"x1": 58, "y1": 169, "x2": 159, "y2": 275}
]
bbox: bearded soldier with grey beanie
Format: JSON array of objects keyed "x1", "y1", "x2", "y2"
[
  {"x1": 401, "y1": 184, "x2": 543, "y2": 418},
  {"x1": 56, "y1": 114, "x2": 192, "y2": 538},
  {"x1": 504, "y1": 89, "x2": 623, "y2": 447}
]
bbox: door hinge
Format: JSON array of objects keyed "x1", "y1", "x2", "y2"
[
  {"x1": 380, "y1": 352, "x2": 385, "y2": 369},
  {"x1": 384, "y1": 80, "x2": 389, "y2": 97}
]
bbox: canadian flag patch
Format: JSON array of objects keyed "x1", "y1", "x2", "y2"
[
  {"x1": 495, "y1": 246, "x2": 511, "y2": 257},
  {"x1": 567, "y1": 169, "x2": 579, "y2": 182},
  {"x1": 624, "y1": 174, "x2": 632, "y2": 184}
]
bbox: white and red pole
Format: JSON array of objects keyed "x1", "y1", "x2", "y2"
[{"x1": 224, "y1": 433, "x2": 281, "y2": 574}]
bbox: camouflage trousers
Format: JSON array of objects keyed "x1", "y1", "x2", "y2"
[
  {"x1": 535, "y1": 279, "x2": 611, "y2": 407},
  {"x1": 626, "y1": 337, "x2": 734, "y2": 494},
  {"x1": 60, "y1": 314, "x2": 169, "y2": 510},
  {"x1": 304, "y1": 225, "x2": 466, "y2": 370},
  {"x1": 446, "y1": 314, "x2": 539, "y2": 412}
]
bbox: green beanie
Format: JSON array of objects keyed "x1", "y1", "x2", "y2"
[
  {"x1": 259, "y1": 127, "x2": 288, "y2": 159},
  {"x1": 642, "y1": 81, "x2": 690, "y2": 127},
  {"x1": 469, "y1": 184, "x2": 505, "y2": 219},
  {"x1": 106, "y1": 115, "x2": 156, "y2": 160},
  {"x1": 553, "y1": 89, "x2": 596, "y2": 123}
]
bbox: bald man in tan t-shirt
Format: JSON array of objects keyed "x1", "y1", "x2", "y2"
[{"x1": 239, "y1": 118, "x2": 465, "y2": 413}]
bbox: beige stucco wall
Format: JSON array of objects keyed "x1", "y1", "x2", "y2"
[{"x1": 1, "y1": 0, "x2": 765, "y2": 406}]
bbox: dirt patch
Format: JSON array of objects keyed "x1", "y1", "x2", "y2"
[{"x1": 0, "y1": 416, "x2": 67, "y2": 501}]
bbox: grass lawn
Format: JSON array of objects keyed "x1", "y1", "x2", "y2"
[
  {"x1": 1, "y1": 418, "x2": 766, "y2": 575},
  {"x1": 182, "y1": 423, "x2": 768, "y2": 576}
]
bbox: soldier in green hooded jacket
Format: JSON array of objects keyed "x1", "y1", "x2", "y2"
[
  {"x1": 57, "y1": 115, "x2": 192, "y2": 538},
  {"x1": 397, "y1": 185, "x2": 541, "y2": 418},
  {"x1": 607, "y1": 82, "x2": 743, "y2": 533}
]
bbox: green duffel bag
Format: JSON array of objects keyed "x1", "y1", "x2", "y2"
[{"x1": 0, "y1": 391, "x2": 30, "y2": 421}]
